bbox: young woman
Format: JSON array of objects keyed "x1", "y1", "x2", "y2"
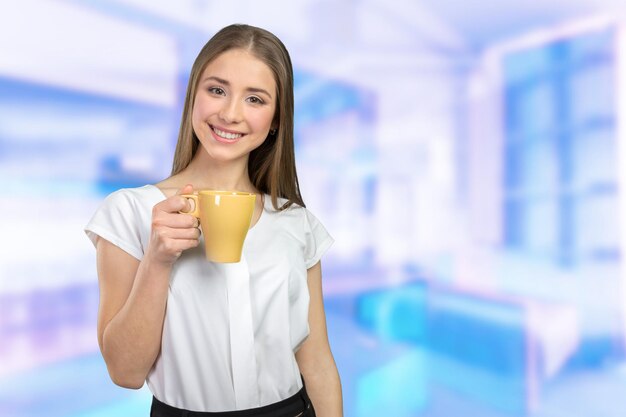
[{"x1": 85, "y1": 24, "x2": 343, "y2": 417}]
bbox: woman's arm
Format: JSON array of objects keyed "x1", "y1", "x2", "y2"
[
  {"x1": 296, "y1": 261, "x2": 343, "y2": 416},
  {"x1": 96, "y1": 185, "x2": 200, "y2": 389},
  {"x1": 96, "y1": 240, "x2": 171, "y2": 388}
]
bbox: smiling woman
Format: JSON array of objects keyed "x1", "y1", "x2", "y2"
[
  {"x1": 168, "y1": 24, "x2": 302, "y2": 212},
  {"x1": 191, "y1": 49, "x2": 277, "y2": 159},
  {"x1": 84, "y1": 23, "x2": 343, "y2": 417}
]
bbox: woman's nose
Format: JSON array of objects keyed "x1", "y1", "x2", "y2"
[{"x1": 218, "y1": 99, "x2": 242, "y2": 124}]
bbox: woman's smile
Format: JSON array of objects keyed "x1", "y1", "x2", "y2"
[{"x1": 210, "y1": 124, "x2": 245, "y2": 143}]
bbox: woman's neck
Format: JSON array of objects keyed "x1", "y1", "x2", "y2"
[{"x1": 175, "y1": 149, "x2": 258, "y2": 193}]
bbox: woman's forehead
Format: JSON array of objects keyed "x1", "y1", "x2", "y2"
[{"x1": 201, "y1": 49, "x2": 276, "y2": 91}]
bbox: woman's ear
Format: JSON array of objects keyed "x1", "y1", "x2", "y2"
[{"x1": 269, "y1": 121, "x2": 278, "y2": 135}]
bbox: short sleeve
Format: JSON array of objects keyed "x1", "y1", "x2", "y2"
[
  {"x1": 302, "y1": 208, "x2": 334, "y2": 269},
  {"x1": 84, "y1": 189, "x2": 144, "y2": 261}
]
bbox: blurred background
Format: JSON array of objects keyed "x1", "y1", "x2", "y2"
[{"x1": 2, "y1": 0, "x2": 626, "y2": 416}]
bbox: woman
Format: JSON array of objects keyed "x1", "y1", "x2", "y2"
[{"x1": 85, "y1": 24, "x2": 343, "y2": 417}]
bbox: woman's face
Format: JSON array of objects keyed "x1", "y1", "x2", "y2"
[{"x1": 191, "y1": 48, "x2": 277, "y2": 164}]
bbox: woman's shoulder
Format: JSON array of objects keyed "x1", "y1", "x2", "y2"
[
  {"x1": 101, "y1": 184, "x2": 164, "y2": 210},
  {"x1": 151, "y1": 177, "x2": 183, "y2": 198},
  {"x1": 265, "y1": 196, "x2": 321, "y2": 232},
  {"x1": 270, "y1": 198, "x2": 327, "y2": 231},
  {"x1": 265, "y1": 194, "x2": 306, "y2": 214},
  {"x1": 106, "y1": 184, "x2": 160, "y2": 198}
]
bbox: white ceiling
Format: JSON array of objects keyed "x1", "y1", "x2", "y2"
[
  {"x1": 60, "y1": 0, "x2": 626, "y2": 67},
  {"x1": 416, "y1": 0, "x2": 626, "y2": 50}
]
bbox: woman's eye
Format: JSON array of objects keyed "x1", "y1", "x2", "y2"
[
  {"x1": 247, "y1": 96, "x2": 264, "y2": 104},
  {"x1": 208, "y1": 87, "x2": 225, "y2": 95}
]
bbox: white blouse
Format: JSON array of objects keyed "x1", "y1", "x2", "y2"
[{"x1": 84, "y1": 185, "x2": 333, "y2": 412}]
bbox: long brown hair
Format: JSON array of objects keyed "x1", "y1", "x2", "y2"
[{"x1": 170, "y1": 24, "x2": 304, "y2": 210}]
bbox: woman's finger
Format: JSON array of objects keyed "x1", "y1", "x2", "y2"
[
  {"x1": 154, "y1": 226, "x2": 201, "y2": 240},
  {"x1": 153, "y1": 212, "x2": 199, "y2": 229}
]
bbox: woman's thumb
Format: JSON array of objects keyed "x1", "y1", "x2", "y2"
[
  {"x1": 177, "y1": 184, "x2": 195, "y2": 212},
  {"x1": 176, "y1": 183, "x2": 194, "y2": 195}
]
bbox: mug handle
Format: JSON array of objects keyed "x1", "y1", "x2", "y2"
[{"x1": 180, "y1": 193, "x2": 200, "y2": 218}]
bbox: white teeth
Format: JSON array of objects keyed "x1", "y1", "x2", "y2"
[{"x1": 212, "y1": 126, "x2": 243, "y2": 140}]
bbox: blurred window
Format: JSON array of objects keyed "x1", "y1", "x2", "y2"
[{"x1": 503, "y1": 29, "x2": 618, "y2": 265}]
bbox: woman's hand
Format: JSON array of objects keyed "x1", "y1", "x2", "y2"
[{"x1": 145, "y1": 184, "x2": 201, "y2": 267}]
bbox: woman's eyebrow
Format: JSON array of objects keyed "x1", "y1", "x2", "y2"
[
  {"x1": 202, "y1": 75, "x2": 229, "y2": 85},
  {"x1": 246, "y1": 87, "x2": 272, "y2": 99},
  {"x1": 202, "y1": 76, "x2": 272, "y2": 99}
]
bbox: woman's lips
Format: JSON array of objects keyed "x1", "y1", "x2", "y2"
[{"x1": 210, "y1": 125, "x2": 245, "y2": 143}]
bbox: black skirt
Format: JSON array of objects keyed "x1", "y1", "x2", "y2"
[{"x1": 150, "y1": 384, "x2": 315, "y2": 417}]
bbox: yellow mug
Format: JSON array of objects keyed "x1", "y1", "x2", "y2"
[{"x1": 181, "y1": 190, "x2": 256, "y2": 263}]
